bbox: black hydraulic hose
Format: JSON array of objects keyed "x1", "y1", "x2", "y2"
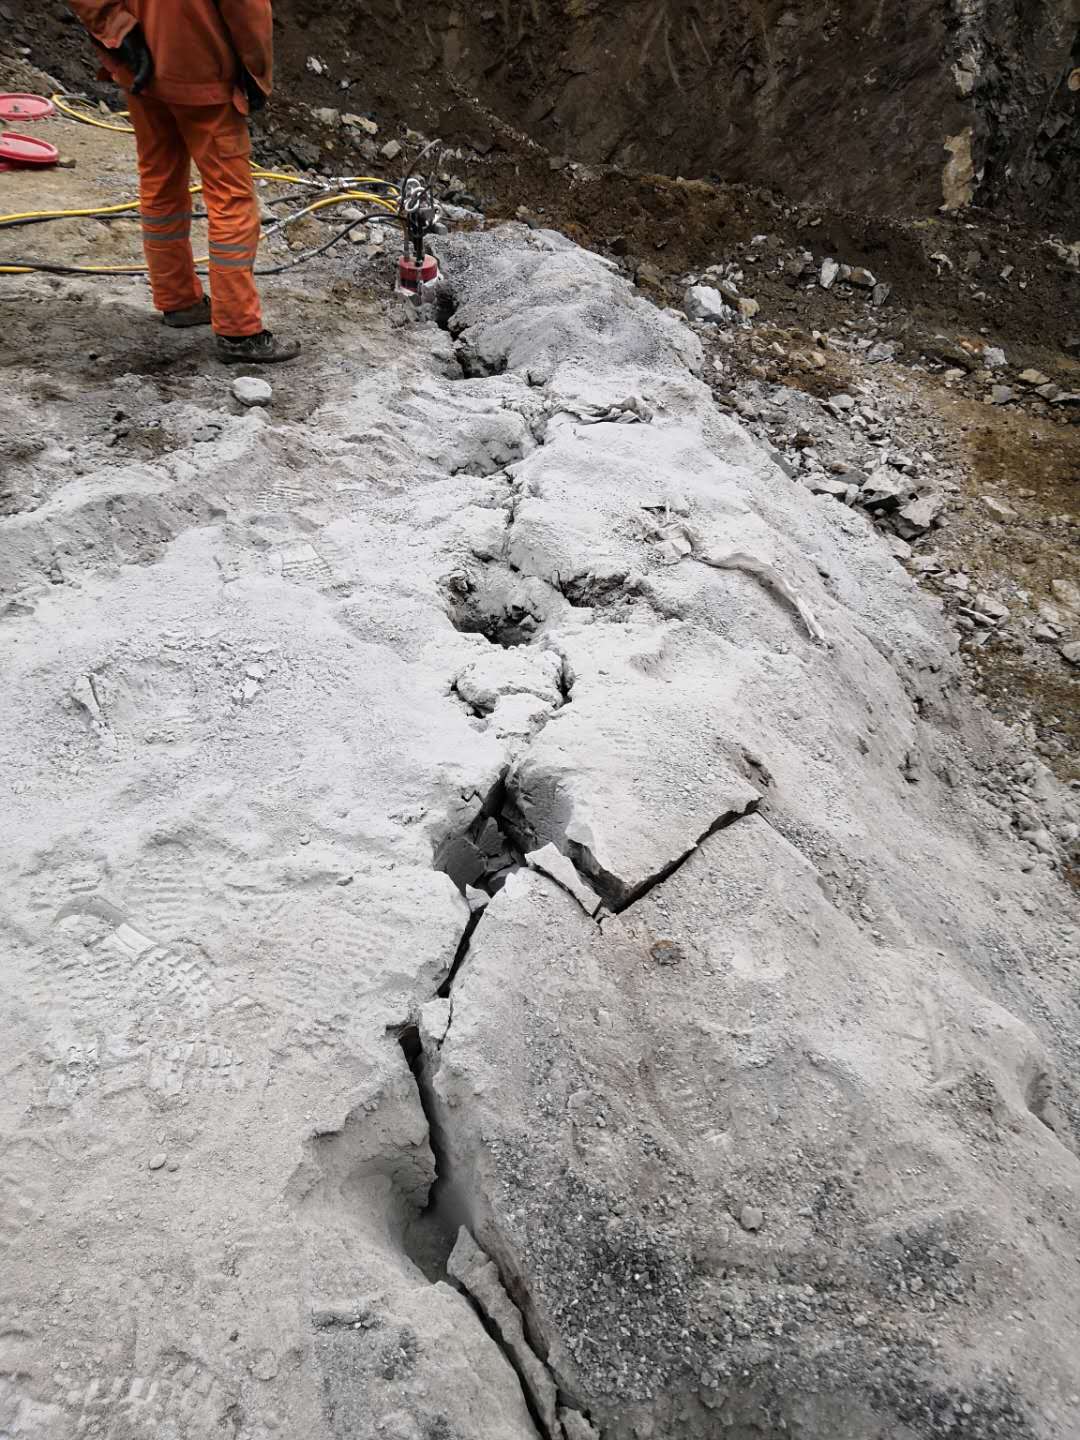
[{"x1": 0, "y1": 213, "x2": 398, "y2": 277}]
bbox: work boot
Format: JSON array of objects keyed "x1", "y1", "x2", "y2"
[
  {"x1": 163, "y1": 296, "x2": 211, "y2": 328},
  {"x1": 216, "y1": 330, "x2": 301, "y2": 365}
]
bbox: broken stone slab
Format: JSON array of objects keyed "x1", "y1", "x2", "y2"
[
  {"x1": 1019, "y1": 369, "x2": 1051, "y2": 387},
  {"x1": 819, "y1": 257, "x2": 839, "y2": 290},
  {"x1": 489, "y1": 692, "x2": 557, "y2": 748},
  {"x1": 973, "y1": 593, "x2": 1010, "y2": 622},
  {"x1": 682, "y1": 284, "x2": 728, "y2": 323},
  {"x1": 432, "y1": 812, "x2": 1080, "y2": 1439},
  {"x1": 826, "y1": 393, "x2": 856, "y2": 417},
  {"x1": 559, "y1": 1409, "x2": 600, "y2": 1440},
  {"x1": 927, "y1": 336, "x2": 979, "y2": 372},
  {"x1": 1051, "y1": 578, "x2": 1080, "y2": 613},
  {"x1": 806, "y1": 475, "x2": 851, "y2": 500},
  {"x1": 860, "y1": 465, "x2": 909, "y2": 511},
  {"x1": 342, "y1": 113, "x2": 378, "y2": 134},
  {"x1": 447, "y1": 1227, "x2": 559, "y2": 1438},
  {"x1": 455, "y1": 648, "x2": 564, "y2": 715},
  {"x1": 942, "y1": 571, "x2": 970, "y2": 591},
  {"x1": 894, "y1": 491, "x2": 945, "y2": 537},
  {"x1": 981, "y1": 495, "x2": 1019, "y2": 521},
  {"x1": 525, "y1": 843, "x2": 603, "y2": 917},
  {"x1": 419, "y1": 997, "x2": 452, "y2": 1050}
]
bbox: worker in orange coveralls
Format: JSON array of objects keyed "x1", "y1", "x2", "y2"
[{"x1": 67, "y1": 0, "x2": 299, "y2": 363}]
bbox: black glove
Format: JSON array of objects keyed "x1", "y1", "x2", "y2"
[
  {"x1": 116, "y1": 24, "x2": 154, "y2": 95},
  {"x1": 238, "y1": 65, "x2": 267, "y2": 113}
]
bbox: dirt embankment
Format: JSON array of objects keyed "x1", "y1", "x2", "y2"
[
  {"x1": 383, "y1": 0, "x2": 1077, "y2": 223},
  {"x1": 13, "y1": 1, "x2": 1079, "y2": 224}
]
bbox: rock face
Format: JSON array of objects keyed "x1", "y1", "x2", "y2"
[
  {"x1": 1, "y1": 224, "x2": 1078, "y2": 1440},
  {"x1": 422, "y1": 229, "x2": 1080, "y2": 1437}
]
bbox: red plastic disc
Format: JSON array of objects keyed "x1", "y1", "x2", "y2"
[
  {"x1": 0, "y1": 94, "x2": 56, "y2": 123},
  {"x1": 0, "y1": 131, "x2": 59, "y2": 167}
]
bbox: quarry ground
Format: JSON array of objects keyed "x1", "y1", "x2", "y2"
[{"x1": 0, "y1": 33, "x2": 1079, "y2": 1440}]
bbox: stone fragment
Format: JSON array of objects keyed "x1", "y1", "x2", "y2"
[
  {"x1": 807, "y1": 476, "x2": 851, "y2": 500},
  {"x1": 380, "y1": 138, "x2": 402, "y2": 162},
  {"x1": 232, "y1": 376, "x2": 272, "y2": 407},
  {"x1": 455, "y1": 649, "x2": 563, "y2": 715},
  {"x1": 737, "y1": 296, "x2": 760, "y2": 320},
  {"x1": 1051, "y1": 579, "x2": 1080, "y2": 613},
  {"x1": 1062, "y1": 643, "x2": 1080, "y2": 666},
  {"x1": 982, "y1": 346, "x2": 1007, "y2": 369},
  {"x1": 861, "y1": 466, "x2": 908, "y2": 510},
  {"x1": 148, "y1": 1153, "x2": 167, "y2": 1171},
  {"x1": 848, "y1": 267, "x2": 876, "y2": 288},
  {"x1": 973, "y1": 593, "x2": 1009, "y2": 621},
  {"x1": 827, "y1": 393, "x2": 856, "y2": 416},
  {"x1": 738, "y1": 1204, "x2": 765, "y2": 1232},
  {"x1": 313, "y1": 107, "x2": 339, "y2": 127},
  {"x1": 343, "y1": 113, "x2": 379, "y2": 134},
  {"x1": 560, "y1": 1410, "x2": 600, "y2": 1440},
  {"x1": 1019, "y1": 369, "x2": 1051, "y2": 387},
  {"x1": 526, "y1": 843, "x2": 603, "y2": 917},
  {"x1": 981, "y1": 496, "x2": 1018, "y2": 521},
  {"x1": 683, "y1": 285, "x2": 728, "y2": 323},
  {"x1": 819, "y1": 258, "x2": 839, "y2": 290},
  {"x1": 872, "y1": 282, "x2": 892, "y2": 306},
  {"x1": 419, "y1": 998, "x2": 452, "y2": 1049},
  {"x1": 895, "y1": 492, "x2": 944, "y2": 536},
  {"x1": 990, "y1": 385, "x2": 1014, "y2": 405}
]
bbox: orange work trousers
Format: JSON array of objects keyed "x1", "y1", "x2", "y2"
[{"x1": 126, "y1": 94, "x2": 262, "y2": 337}]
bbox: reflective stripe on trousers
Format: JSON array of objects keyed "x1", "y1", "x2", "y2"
[{"x1": 126, "y1": 93, "x2": 263, "y2": 337}]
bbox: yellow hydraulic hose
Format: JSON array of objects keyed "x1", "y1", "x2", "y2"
[
  {"x1": 0, "y1": 95, "x2": 404, "y2": 273},
  {"x1": 51, "y1": 93, "x2": 134, "y2": 132}
]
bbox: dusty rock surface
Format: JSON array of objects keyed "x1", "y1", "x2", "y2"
[{"x1": 0, "y1": 93, "x2": 1078, "y2": 1440}]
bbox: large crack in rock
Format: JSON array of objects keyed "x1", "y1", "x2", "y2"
[
  {"x1": 1, "y1": 221, "x2": 1078, "y2": 1440},
  {"x1": 408, "y1": 227, "x2": 1080, "y2": 1439}
]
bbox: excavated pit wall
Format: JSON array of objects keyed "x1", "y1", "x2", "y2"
[
  {"x1": 280, "y1": 0, "x2": 1079, "y2": 221},
  {"x1": 0, "y1": 227, "x2": 1078, "y2": 1439}
]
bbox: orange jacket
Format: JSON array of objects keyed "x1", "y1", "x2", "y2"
[{"x1": 67, "y1": 0, "x2": 273, "y2": 110}]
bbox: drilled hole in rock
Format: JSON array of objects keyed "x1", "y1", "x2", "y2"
[
  {"x1": 551, "y1": 571, "x2": 633, "y2": 610},
  {"x1": 454, "y1": 340, "x2": 509, "y2": 379},
  {"x1": 442, "y1": 572, "x2": 544, "y2": 648},
  {"x1": 433, "y1": 285, "x2": 458, "y2": 333},
  {"x1": 396, "y1": 1024, "x2": 471, "y2": 1281},
  {"x1": 1023, "y1": 1066, "x2": 1070, "y2": 1140}
]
